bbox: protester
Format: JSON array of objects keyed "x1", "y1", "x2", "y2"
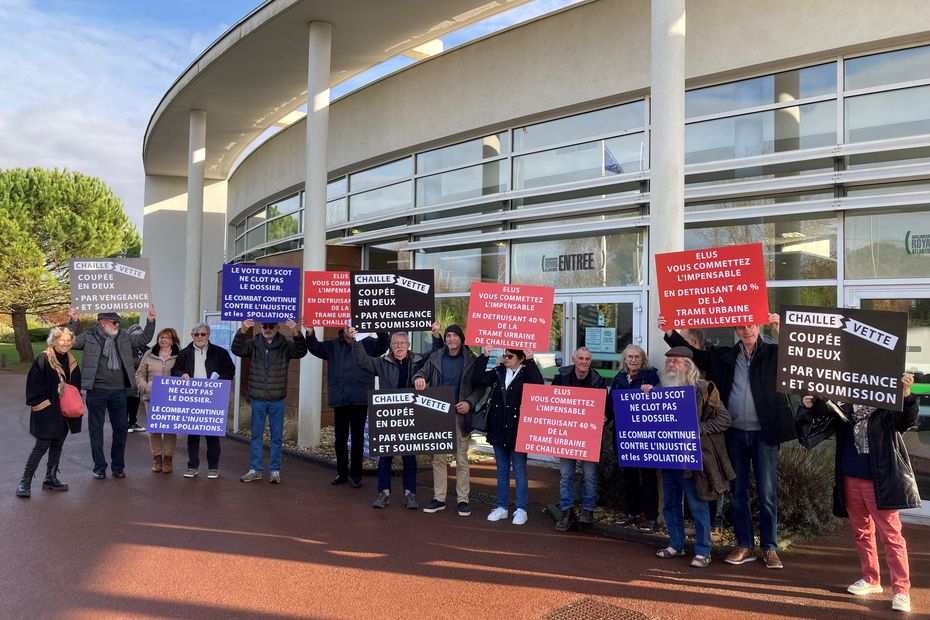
[
  {"x1": 126, "y1": 324, "x2": 150, "y2": 433},
  {"x1": 68, "y1": 306, "x2": 156, "y2": 479},
  {"x1": 414, "y1": 324, "x2": 484, "y2": 517},
  {"x1": 17, "y1": 328, "x2": 82, "y2": 497},
  {"x1": 172, "y1": 323, "x2": 236, "y2": 479},
  {"x1": 307, "y1": 326, "x2": 389, "y2": 488},
  {"x1": 655, "y1": 346, "x2": 734, "y2": 568},
  {"x1": 799, "y1": 373, "x2": 919, "y2": 613},
  {"x1": 609, "y1": 344, "x2": 661, "y2": 532},
  {"x1": 473, "y1": 346, "x2": 544, "y2": 525},
  {"x1": 660, "y1": 313, "x2": 793, "y2": 569},
  {"x1": 136, "y1": 328, "x2": 180, "y2": 473},
  {"x1": 551, "y1": 347, "x2": 607, "y2": 532},
  {"x1": 233, "y1": 319, "x2": 307, "y2": 484}
]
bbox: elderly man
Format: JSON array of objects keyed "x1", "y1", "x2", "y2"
[
  {"x1": 68, "y1": 306, "x2": 156, "y2": 479},
  {"x1": 551, "y1": 347, "x2": 607, "y2": 532},
  {"x1": 660, "y1": 313, "x2": 793, "y2": 569},
  {"x1": 233, "y1": 319, "x2": 307, "y2": 484}
]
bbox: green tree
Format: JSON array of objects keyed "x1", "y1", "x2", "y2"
[{"x1": 0, "y1": 168, "x2": 141, "y2": 362}]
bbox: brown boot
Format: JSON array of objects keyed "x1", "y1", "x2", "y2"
[
  {"x1": 152, "y1": 455, "x2": 163, "y2": 473},
  {"x1": 162, "y1": 455, "x2": 173, "y2": 474}
]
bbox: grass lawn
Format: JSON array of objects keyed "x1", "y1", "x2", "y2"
[{"x1": 0, "y1": 342, "x2": 83, "y2": 373}]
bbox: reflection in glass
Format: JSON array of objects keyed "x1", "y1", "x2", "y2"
[
  {"x1": 685, "y1": 191, "x2": 834, "y2": 212},
  {"x1": 846, "y1": 146, "x2": 930, "y2": 169},
  {"x1": 349, "y1": 181, "x2": 412, "y2": 220},
  {"x1": 367, "y1": 240, "x2": 412, "y2": 271},
  {"x1": 576, "y1": 302, "x2": 633, "y2": 377},
  {"x1": 245, "y1": 227, "x2": 265, "y2": 250},
  {"x1": 513, "y1": 185, "x2": 642, "y2": 210},
  {"x1": 768, "y1": 285, "x2": 836, "y2": 313},
  {"x1": 845, "y1": 45, "x2": 930, "y2": 91},
  {"x1": 511, "y1": 231, "x2": 644, "y2": 287},
  {"x1": 416, "y1": 161, "x2": 507, "y2": 207},
  {"x1": 327, "y1": 177, "x2": 347, "y2": 200},
  {"x1": 267, "y1": 194, "x2": 299, "y2": 218},
  {"x1": 513, "y1": 133, "x2": 644, "y2": 190},
  {"x1": 514, "y1": 101, "x2": 644, "y2": 151},
  {"x1": 845, "y1": 209, "x2": 930, "y2": 279},
  {"x1": 267, "y1": 212, "x2": 300, "y2": 242},
  {"x1": 247, "y1": 209, "x2": 266, "y2": 229},
  {"x1": 845, "y1": 86, "x2": 930, "y2": 143},
  {"x1": 327, "y1": 198, "x2": 348, "y2": 226},
  {"x1": 686, "y1": 159, "x2": 834, "y2": 187},
  {"x1": 415, "y1": 244, "x2": 505, "y2": 293},
  {"x1": 418, "y1": 201, "x2": 506, "y2": 222},
  {"x1": 350, "y1": 158, "x2": 412, "y2": 193},
  {"x1": 417, "y1": 133, "x2": 509, "y2": 174}
]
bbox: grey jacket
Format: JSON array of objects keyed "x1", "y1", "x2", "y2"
[{"x1": 68, "y1": 319, "x2": 156, "y2": 391}]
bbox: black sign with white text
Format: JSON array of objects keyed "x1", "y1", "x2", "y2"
[
  {"x1": 776, "y1": 305, "x2": 908, "y2": 411},
  {"x1": 350, "y1": 269, "x2": 435, "y2": 332},
  {"x1": 367, "y1": 387, "x2": 456, "y2": 456}
]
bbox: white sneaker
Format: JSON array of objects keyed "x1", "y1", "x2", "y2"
[
  {"x1": 487, "y1": 507, "x2": 509, "y2": 522},
  {"x1": 512, "y1": 508, "x2": 528, "y2": 525},
  {"x1": 892, "y1": 593, "x2": 911, "y2": 612},
  {"x1": 847, "y1": 579, "x2": 883, "y2": 596}
]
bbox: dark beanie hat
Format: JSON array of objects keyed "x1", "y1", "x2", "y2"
[{"x1": 444, "y1": 324, "x2": 465, "y2": 341}]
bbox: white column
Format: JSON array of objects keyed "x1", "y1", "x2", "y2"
[
  {"x1": 648, "y1": 0, "x2": 686, "y2": 358},
  {"x1": 183, "y1": 109, "x2": 206, "y2": 333},
  {"x1": 298, "y1": 21, "x2": 332, "y2": 448}
]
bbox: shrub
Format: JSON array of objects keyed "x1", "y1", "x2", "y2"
[{"x1": 772, "y1": 441, "x2": 841, "y2": 537}]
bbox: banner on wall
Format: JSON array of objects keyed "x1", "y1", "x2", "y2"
[
  {"x1": 366, "y1": 388, "x2": 456, "y2": 456},
  {"x1": 465, "y1": 282, "x2": 554, "y2": 350},
  {"x1": 655, "y1": 243, "x2": 768, "y2": 330},
  {"x1": 303, "y1": 271, "x2": 351, "y2": 327},
  {"x1": 350, "y1": 269, "x2": 435, "y2": 331},
  {"x1": 612, "y1": 386, "x2": 702, "y2": 471},
  {"x1": 146, "y1": 377, "x2": 231, "y2": 436},
  {"x1": 70, "y1": 258, "x2": 152, "y2": 314},
  {"x1": 515, "y1": 384, "x2": 605, "y2": 461},
  {"x1": 220, "y1": 264, "x2": 300, "y2": 322}
]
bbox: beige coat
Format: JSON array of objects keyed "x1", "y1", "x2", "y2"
[{"x1": 135, "y1": 347, "x2": 179, "y2": 402}]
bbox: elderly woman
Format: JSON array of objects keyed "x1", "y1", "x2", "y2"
[
  {"x1": 800, "y1": 374, "x2": 919, "y2": 614},
  {"x1": 610, "y1": 344, "x2": 662, "y2": 531},
  {"x1": 136, "y1": 328, "x2": 181, "y2": 473},
  {"x1": 17, "y1": 327, "x2": 82, "y2": 497},
  {"x1": 473, "y1": 347, "x2": 544, "y2": 525}
]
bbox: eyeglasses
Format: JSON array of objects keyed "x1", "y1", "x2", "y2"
[
  {"x1": 192, "y1": 332, "x2": 208, "y2": 337},
  {"x1": 261, "y1": 324, "x2": 278, "y2": 330}
]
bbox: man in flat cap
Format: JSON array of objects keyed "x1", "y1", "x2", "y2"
[{"x1": 68, "y1": 306, "x2": 156, "y2": 478}]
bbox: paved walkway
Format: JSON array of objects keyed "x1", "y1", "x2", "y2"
[{"x1": 2, "y1": 371, "x2": 927, "y2": 619}]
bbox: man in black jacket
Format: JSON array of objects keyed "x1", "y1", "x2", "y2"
[
  {"x1": 660, "y1": 313, "x2": 793, "y2": 569},
  {"x1": 232, "y1": 319, "x2": 307, "y2": 484}
]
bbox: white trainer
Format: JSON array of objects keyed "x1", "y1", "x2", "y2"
[
  {"x1": 512, "y1": 508, "x2": 528, "y2": 525},
  {"x1": 847, "y1": 579, "x2": 883, "y2": 596},
  {"x1": 892, "y1": 593, "x2": 911, "y2": 612},
  {"x1": 487, "y1": 507, "x2": 509, "y2": 522}
]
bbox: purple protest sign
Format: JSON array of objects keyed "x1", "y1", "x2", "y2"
[
  {"x1": 146, "y1": 376, "x2": 231, "y2": 436},
  {"x1": 612, "y1": 385, "x2": 702, "y2": 471},
  {"x1": 221, "y1": 264, "x2": 301, "y2": 322}
]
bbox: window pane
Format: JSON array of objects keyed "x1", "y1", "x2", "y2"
[
  {"x1": 511, "y1": 231, "x2": 644, "y2": 287},
  {"x1": 349, "y1": 181, "x2": 412, "y2": 220},
  {"x1": 415, "y1": 244, "x2": 506, "y2": 293},
  {"x1": 235, "y1": 236, "x2": 245, "y2": 255},
  {"x1": 685, "y1": 102, "x2": 835, "y2": 164},
  {"x1": 350, "y1": 158, "x2": 411, "y2": 193},
  {"x1": 687, "y1": 63, "x2": 836, "y2": 118},
  {"x1": 416, "y1": 133, "x2": 508, "y2": 174},
  {"x1": 327, "y1": 198, "x2": 348, "y2": 226},
  {"x1": 418, "y1": 201, "x2": 506, "y2": 222},
  {"x1": 845, "y1": 45, "x2": 930, "y2": 91},
  {"x1": 513, "y1": 186, "x2": 643, "y2": 209},
  {"x1": 514, "y1": 101, "x2": 644, "y2": 151},
  {"x1": 686, "y1": 158, "x2": 835, "y2": 187},
  {"x1": 685, "y1": 216, "x2": 837, "y2": 280},
  {"x1": 247, "y1": 209, "x2": 266, "y2": 229},
  {"x1": 235, "y1": 222, "x2": 245, "y2": 237},
  {"x1": 266, "y1": 194, "x2": 299, "y2": 218},
  {"x1": 685, "y1": 190, "x2": 833, "y2": 212},
  {"x1": 327, "y1": 177, "x2": 347, "y2": 200},
  {"x1": 513, "y1": 133, "x2": 645, "y2": 190},
  {"x1": 267, "y1": 212, "x2": 300, "y2": 241},
  {"x1": 845, "y1": 86, "x2": 930, "y2": 143},
  {"x1": 246, "y1": 227, "x2": 265, "y2": 249},
  {"x1": 265, "y1": 239, "x2": 300, "y2": 255},
  {"x1": 512, "y1": 211, "x2": 638, "y2": 230},
  {"x1": 367, "y1": 241, "x2": 412, "y2": 270},
  {"x1": 845, "y1": 208, "x2": 930, "y2": 278},
  {"x1": 416, "y1": 160, "x2": 507, "y2": 207}
]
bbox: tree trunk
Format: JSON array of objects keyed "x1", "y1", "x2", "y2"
[{"x1": 11, "y1": 310, "x2": 35, "y2": 363}]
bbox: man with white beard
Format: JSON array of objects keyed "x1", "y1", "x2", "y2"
[{"x1": 654, "y1": 346, "x2": 734, "y2": 568}]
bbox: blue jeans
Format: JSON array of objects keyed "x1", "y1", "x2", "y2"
[
  {"x1": 493, "y1": 446, "x2": 528, "y2": 511},
  {"x1": 662, "y1": 470, "x2": 711, "y2": 557},
  {"x1": 86, "y1": 389, "x2": 128, "y2": 475},
  {"x1": 558, "y1": 458, "x2": 598, "y2": 511},
  {"x1": 250, "y1": 399, "x2": 285, "y2": 471},
  {"x1": 726, "y1": 428, "x2": 780, "y2": 550},
  {"x1": 377, "y1": 456, "x2": 417, "y2": 493}
]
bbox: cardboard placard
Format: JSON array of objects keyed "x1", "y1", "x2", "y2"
[
  {"x1": 366, "y1": 387, "x2": 456, "y2": 456},
  {"x1": 776, "y1": 305, "x2": 908, "y2": 411},
  {"x1": 221, "y1": 264, "x2": 300, "y2": 322},
  {"x1": 350, "y1": 269, "x2": 435, "y2": 332},
  {"x1": 516, "y1": 383, "x2": 606, "y2": 461},
  {"x1": 70, "y1": 258, "x2": 152, "y2": 314},
  {"x1": 303, "y1": 271, "x2": 351, "y2": 327},
  {"x1": 655, "y1": 243, "x2": 769, "y2": 329},
  {"x1": 146, "y1": 377, "x2": 231, "y2": 436},
  {"x1": 612, "y1": 386, "x2": 702, "y2": 470},
  {"x1": 465, "y1": 282, "x2": 554, "y2": 350}
]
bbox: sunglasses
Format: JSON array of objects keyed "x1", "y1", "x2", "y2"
[
  {"x1": 503, "y1": 354, "x2": 517, "y2": 359},
  {"x1": 262, "y1": 324, "x2": 278, "y2": 330},
  {"x1": 192, "y1": 332, "x2": 209, "y2": 337}
]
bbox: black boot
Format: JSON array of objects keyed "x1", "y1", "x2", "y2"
[
  {"x1": 17, "y1": 439, "x2": 49, "y2": 497},
  {"x1": 16, "y1": 478, "x2": 31, "y2": 497},
  {"x1": 42, "y1": 474, "x2": 68, "y2": 491},
  {"x1": 43, "y1": 440, "x2": 68, "y2": 491}
]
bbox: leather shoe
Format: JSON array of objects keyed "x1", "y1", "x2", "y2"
[
  {"x1": 113, "y1": 471, "x2": 126, "y2": 479},
  {"x1": 763, "y1": 549, "x2": 784, "y2": 569},
  {"x1": 725, "y1": 547, "x2": 757, "y2": 564},
  {"x1": 331, "y1": 476, "x2": 348, "y2": 486},
  {"x1": 93, "y1": 471, "x2": 106, "y2": 480},
  {"x1": 351, "y1": 478, "x2": 362, "y2": 488}
]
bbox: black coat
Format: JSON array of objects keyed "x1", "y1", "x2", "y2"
[
  {"x1": 473, "y1": 356, "x2": 544, "y2": 449},
  {"x1": 26, "y1": 350, "x2": 82, "y2": 439},
  {"x1": 307, "y1": 330, "x2": 389, "y2": 407},
  {"x1": 665, "y1": 331, "x2": 795, "y2": 445},
  {"x1": 232, "y1": 330, "x2": 307, "y2": 400},
  {"x1": 172, "y1": 342, "x2": 236, "y2": 381}
]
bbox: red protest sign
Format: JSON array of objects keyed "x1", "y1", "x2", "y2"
[
  {"x1": 466, "y1": 282, "x2": 554, "y2": 350},
  {"x1": 516, "y1": 384, "x2": 605, "y2": 462},
  {"x1": 303, "y1": 271, "x2": 351, "y2": 327},
  {"x1": 655, "y1": 243, "x2": 769, "y2": 330}
]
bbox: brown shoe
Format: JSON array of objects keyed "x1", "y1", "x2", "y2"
[
  {"x1": 725, "y1": 547, "x2": 757, "y2": 565},
  {"x1": 152, "y1": 455, "x2": 163, "y2": 473},
  {"x1": 763, "y1": 549, "x2": 784, "y2": 569},
  {"x1": 162, "y1": 455, "x2": 173, "y2": 474}
]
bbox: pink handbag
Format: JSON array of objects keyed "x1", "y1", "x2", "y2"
[{"x1": 59, "y1": 383, "x2": 85, "y2": 419}]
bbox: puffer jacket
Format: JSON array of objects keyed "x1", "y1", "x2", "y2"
[
  {"x1": 232, "y1": 329, "x2": 308, "y2": 400},
  {"x1": 472, "y1": 355, "x2": 544, "y2": 449},
  {"x1": 135, "y1": 346, "x2": 180, "y2": 402},
  {"x1": 68, "y1": 320, "x2": 156, "y2": 391}
]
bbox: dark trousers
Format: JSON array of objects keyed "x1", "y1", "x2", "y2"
[
  {"x1": 22, "y1": 437, "x2": 65, "y2": 480},
  {"x1": 87, "y1": 388, "x2": 128, "y2": 474},
  {"x1": 187, "y1": 435, "x2": 221, "y2": 469},
  {"x1": 623, "y1": 466, "x2": 659, "y2": 520},
  {"x1": 334, "y1": 405, "x2": 367, "y2": 480},
  {"x1": 126, "y1": 395, "x2": 141, "y2": 426}
]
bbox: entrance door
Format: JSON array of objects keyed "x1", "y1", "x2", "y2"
[{"x1": 847, "y1": 286, "x2": 930, "y2": 524}]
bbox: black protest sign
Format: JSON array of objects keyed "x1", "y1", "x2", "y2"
[
  {"x1": 70, "y1": 258, "x2": 152, "y2": 313},
  {"x1": 367, "y1": 387, "x2": 456, "y2": 456},
  {"x1": 350, "y1": 269, "x2": 435, "y2": 331},
  {"x1": 777, "y1": 305, "x2": 908, "y2": 411}
]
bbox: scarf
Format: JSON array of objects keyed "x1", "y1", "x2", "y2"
[
  {"x1": 45, "y1": 347, "x2": 72, "y2": 396},
  {"x1": 97, "y1": 325, "x2": 121, "y2": 371},
  {"x1": 852, "y1": 404, "x2": 876, "y2": 454}
]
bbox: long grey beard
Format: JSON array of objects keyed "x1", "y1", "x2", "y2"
[{"x1": 658, "y1": 367, "x2": 691, "y2": 387}]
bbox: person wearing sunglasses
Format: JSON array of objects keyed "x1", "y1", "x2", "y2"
[
  {"x1": 233, "y1": 318, "x2": 307, "y2": 484},
  {"x1": 472, "y1": 346, "x2": 544, "y2": 525},
  {"x1": 68, "y1": 306, "x2": 156, "y2": 480},
  {"x1": 172, "y1": 323, "x2": 236, "y2": 479}
]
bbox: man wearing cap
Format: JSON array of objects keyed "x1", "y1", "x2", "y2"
[
  {"x1": 67, "y1": 306, "x2": 156, "y2": 479},
  {"x1": 233, "y1": 318, "x2": 307, "y2": 484},
  {"x1": 660, "y1": 313, "x2": 792, "y2": 569},
  {"x1": 413, "y1": 324, "x2": 484, "y2": 517}
]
